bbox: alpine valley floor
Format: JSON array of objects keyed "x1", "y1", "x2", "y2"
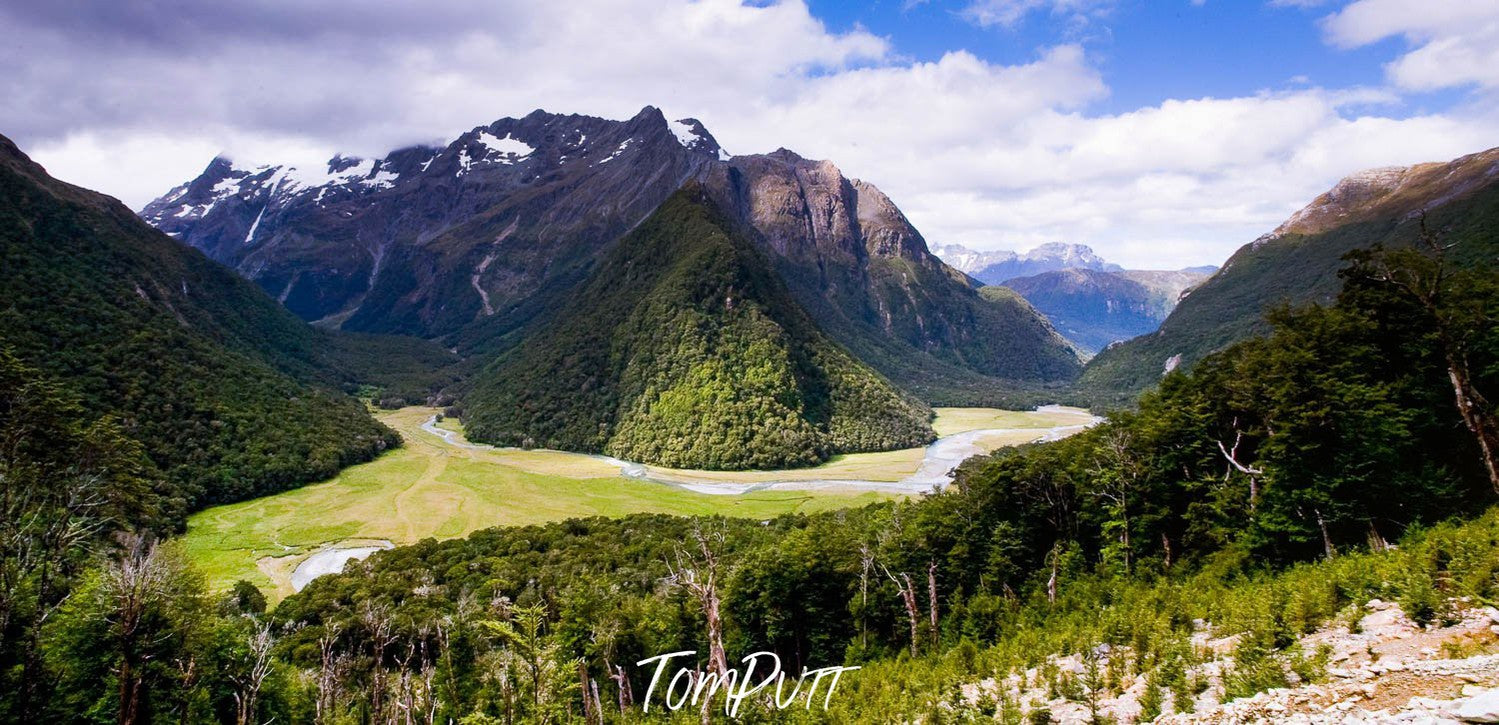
[{"x1": 179, "y1": 405, "x2": 1096, "y2": 600}]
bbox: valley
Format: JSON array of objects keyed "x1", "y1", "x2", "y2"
[{"x1": 182, "y1": 404, "x2": 1095, "y2": 599}]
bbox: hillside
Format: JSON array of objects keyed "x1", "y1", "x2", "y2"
[
  {"x1": 1078, "y1": 147, "x2": 1499, "y2": 404},
  {"x1": 1001, "y1": 267, "x2": 1210, "y2": 355},
  {"x1": 700, "y1": 152, "x2": 1083, "y2": 403},
  {"x1": 462, "y1": 185, "x2": 934, "y2": 470},
  {"x1": 143, "y1": 108, "x2": 1082, "y2": 406},
  {"x1": 0, "y1": 134, "x2": 398, "y2": 518}
]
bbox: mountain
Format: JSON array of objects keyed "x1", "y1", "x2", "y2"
[
  {"x1": 1078, "y1": 146, "x2": 1499, "y2": 404},
  {"x1": 142, "y1": 107, "x2": 726, "y2": 341},
  {"x1": 143, "y1": 108, "x2": 1082, "y2": 405},
  {"x1": 999, "y1": 266, "x2": 1212, "y2": 355},
  {"x1": 0, "y1": 133, "x2": 398, "y2": 521},
  {"x1": 463, "y1": 185, "x2": 934, "y2": 470},
  {"x1": 694, "y1": 150, "x2": 1082, "y2": 402},
  {"x1": 932, "y1": 241, "x2": 1122, "y2": 284}
]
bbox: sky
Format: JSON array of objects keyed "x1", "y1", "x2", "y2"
[{"x1": 2, "y1": 0, "x2": 1497, "y2": 269}]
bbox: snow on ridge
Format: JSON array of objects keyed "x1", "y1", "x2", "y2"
[
  {"x1": 597, "y1": 138, "x2": 634, "y2": 165},
  {"x1": 667, "y1": 119, "x2": 698, "y2": 148},
  {"x1": 211, "y1": 177, "x2": 244, "y2": 195},
  {"x1": 476, "y1": 131, "x2": 534, "y2": 160}
]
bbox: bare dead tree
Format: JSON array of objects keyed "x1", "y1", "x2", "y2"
[
  {"x1": 1217, "y1": 421, "x2": 1264, "y2": 509},
  {"x1": 881, "y1": 565, "x2": 922, "y2": 657},
  {"x1": 665, "y1": 524, "x2": 729, "y2": 678},
  {"x1": 1361, "y1": 213, "x2": 1499, "y2": 493},
  {"x1": 315, "y1": 622, "x2": 345, "y2": 725},
  {"x1": 1045, "y1": 544, "x2": 1061, "y2": 605},
  {"x1": 857, "y1": 542, "x2": 874, "y2": 651},
  {"x1": 606, "y1": 659, "x2": 632, "y2": 715},
  {"x1": 230, "y1": 619, "x2": 275, "y2": 725},
  {"x1": 1315, "y1": 508, "x2": 1336, "y2": 560},
  {"x1": 359, "y1": 601, "x2": 397, "y2": 724},
  {"x1": 926, "y1": 560, "x2": 940, "y2": 649},
  {"x1": 104, "y1": 533, "x2": 174, "y2": 725}
]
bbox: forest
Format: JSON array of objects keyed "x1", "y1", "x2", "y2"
[
  {"x1": 1, "y1": 217, "x2": 1495, "y2": 722},
  {"x1": 463, "y1": 188, "x2": 935, "y2": 470}
]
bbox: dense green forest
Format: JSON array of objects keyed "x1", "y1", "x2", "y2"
[
  {"x1": 464, "y1": 186, "x2": 935, "y2": 470},
  {"x1": 3, "y1": 221, "x2": 1494, "y2": 722},
  {"x1": 0, "y1": 135, "x2": 399, "y2": 523}
]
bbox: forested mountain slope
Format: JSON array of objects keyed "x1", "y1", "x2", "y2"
[
  {"x1": 0, "y1": 134, "x2": 397, "y2": 519},
  {"x1": 463, "y1": 185, "x2": 934, "y2": 469},
  {"x1": 144, "y1": 108, "x2": 1081, "y2": 405},
  {"x1": 1078, "y1": 147, "x2": 1499, "y2": 404}
]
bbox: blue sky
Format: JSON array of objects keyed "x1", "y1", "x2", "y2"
[
  {"x1": 811, "y1": 0, "x2": 1451, "y2": 115},
  {"x1": 5, "y1": 0, "x2": 1498, "y2": 268}
]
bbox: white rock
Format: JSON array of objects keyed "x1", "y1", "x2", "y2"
[{"x1": 1456, "y1": 689, "x2": 1499, "y2": 722}]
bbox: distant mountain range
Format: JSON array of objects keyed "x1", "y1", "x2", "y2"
[
  {"x1": 930, "y1": 242, "x2": 1214, "y2": 355},
  {"x1": 931, "y1": 241, "x2": 1123, "y2": 284},
  {"x1": 1078, "y1": 146, "x2": 1499, "y2": 404},
  {"x1": 139, "y1": 107, "x2": 1082, "y2": 467},
  {"x1": 1001, "y1": 267, "x2": 1212, "y2": 355}
]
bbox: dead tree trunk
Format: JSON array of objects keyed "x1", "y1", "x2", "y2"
[
  {"x1": 926, "y1": 560, "x2": 939, "y2": 649},
  {"x1": 606, "y1": 660, "x2": 632, "y2": 715},
  {"x1": 668, "y1": 525, "x2": 729, "y2": 678},
  {"x1": 883, "y1": 566, "x2": 922, "y2": 657},
  {"x1": 1315, "y1": 508, "x2": 1336, "y2": 560}
]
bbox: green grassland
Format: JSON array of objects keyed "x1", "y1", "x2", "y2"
[{"x1": 179, "y1": 406, "x2": 1090, "y2": 599}]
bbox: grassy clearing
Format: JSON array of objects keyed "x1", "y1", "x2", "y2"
[
  {"x1": 179, "y1": 406, "x2": 1085, "y2": 600},
  {"x1": 930, "y1": 406, "x2": 1093, "y2": 436}
]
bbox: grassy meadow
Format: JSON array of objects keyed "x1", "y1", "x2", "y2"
[{"x1": 179, "y1": 405, "x2": 1092, "y2": 599}]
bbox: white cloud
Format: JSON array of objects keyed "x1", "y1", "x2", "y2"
[
  {"x1": 4, "y1": 0, "x2": 1498, "y2": 270},
  {"x1": 958, "y1": 0, "x2": 1114, "y2": 29},
  {"x1": 1323, "y1": 0, "x2": 1499, "y2": 90}
]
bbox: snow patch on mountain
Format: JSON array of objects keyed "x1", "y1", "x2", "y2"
[
  {"x1": 667, "y1": 119, "x2": 697, "y2": 148},
  {"x1": 476, "y1": 131, "x2": 534, "y2": 161}
]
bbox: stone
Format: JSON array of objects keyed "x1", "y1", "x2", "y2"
[{"x1": 1456, "y1": 689, "x2": 1499, "y2": 722}]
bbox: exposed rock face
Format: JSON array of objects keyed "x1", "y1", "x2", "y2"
[
  {"x1": 1271, "y1": 148, "x2": 1499, "y2": 240},
  {"x1": 143, "y1": 108, "x2": 1082, "y2": 399},
  {"x1": 143, "y1": 106, "x2": 724, "y2": 336},
  {"x1": 702, "y1": 150, "x2": 1082, "y2": 385}
]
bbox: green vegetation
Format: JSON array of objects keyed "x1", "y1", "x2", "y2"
[
  {"x1": 464, "y1": 185, "x2": 934, "y2": 469},
  {"x1": 181, "y1": 405, "x2": 1083, "y2": 598},
  {"x1": 244, "y1": 239, "x2": 1495, "y2": 722},
  {"x1": 0, "y1": 135, "x2": 397, "y2": 525},
  {"x1": 1078, "y1": 177, "x2": 1499, "y2": 406},
  {"x1": 180, "y1": 407, "x2": 898, "y2": 598},
  {"x1": 787, "y1": 268, "x2": 1083, "y2": 408}
]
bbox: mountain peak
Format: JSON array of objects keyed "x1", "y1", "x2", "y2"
[{"x1": 1272, "y1": 146, "x2": 1499, "y2": 239}]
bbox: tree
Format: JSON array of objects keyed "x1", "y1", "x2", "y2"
[{"x1": 1347, "y1": 217, "x2": 1499, "y2": 493}]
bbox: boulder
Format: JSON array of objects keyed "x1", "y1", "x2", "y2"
[{"x1": 1456, "y1": 688, "x2": 1499, "y2": 722}]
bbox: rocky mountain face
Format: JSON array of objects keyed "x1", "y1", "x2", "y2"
[
  {"x1": 1078, "y1": 146, "x2": 1499, "y2": 404},
  {"x1": 144, "y1": 108, "x2": 1082, "y2": 405},
  {"x1": 999, "y1": 266, "x2": 1212, "y2": 356},
  {"x1": 0, "y1": 134, "x2": 397, "y2": 519},
  {"x1": 143, "y1": 107, "x2": 726, "y2": 339},
  {"x1": 464, "y1": 186, "x2": 934, "y2": 469},
  {"x1": 932, "y1": 241, "x2": 1122, "y2": 285},
  {"x1": 697, "y1": 151, "x2": 1082, "y2": 399}
]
